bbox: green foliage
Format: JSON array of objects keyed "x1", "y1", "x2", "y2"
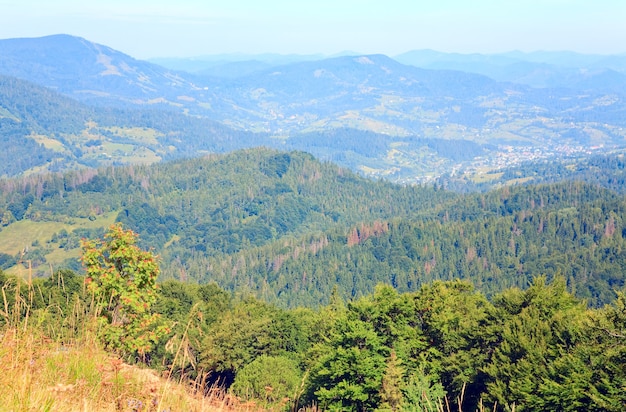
[
  {"x1": 378, "y1": 351, "x2": 405, "y2": 412},
  {"x1": 302, "y1": 278, "x2": 625, "y2": 411},
  {"x1": 310, "y1": 314, "x2": 388, "y2": 411},
  {"x1": 561, "y1": 291, "x2": 626, "y2": 411},
  {"x1": 80, "y1": 223, "x2": 168, "y2": 357},
  {"x1": 231, "y1": 355, "x2": 303, "y2": 408},
  {"x1": 483, "y1": 277, "x2": 589, "y2": 411},
  {"x1": 307, "y1": 286, "x2": 421, "y2": 411},
  {"x1": 400, "y1": 370, "x2": 446, "y2": 412},
  {"x1": 199, "y1": 297, "x2": 307, "y2": 378},
  {"x1": 129, "y1": 280, "x2": 233, "y2": 379},
  {"x1": 414, "y1": 281, "x2": 496, "y2": 407}
]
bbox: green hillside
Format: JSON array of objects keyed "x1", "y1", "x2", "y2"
[
  {"x1": 1, "y1": 148, "x2": 625, "y2": 307},
  {"x1": 0, "y1": 75, "x2": 272, "y2": 177}
]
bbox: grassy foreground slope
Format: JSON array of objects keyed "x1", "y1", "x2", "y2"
[
  {"x1": 0, "y1": 330, "x2": 216, "y2": 411},
  {"x1": 0, "y1": 312, "x2": 274, "y2": 411}
]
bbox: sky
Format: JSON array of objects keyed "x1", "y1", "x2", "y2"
[{"x1": 0, "y1": 0, "x2": 625, "y2": 59}]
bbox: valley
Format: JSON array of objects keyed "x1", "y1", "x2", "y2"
[
  {"x1": 1, "y1": 34, "x2": 626, "y2": 411},
  {"x1": 2, "y1": 35, "x2": 626, "y2": 184}
]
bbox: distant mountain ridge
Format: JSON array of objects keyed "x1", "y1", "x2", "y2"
[
  {"x1": 395, "y1": 49, "x2": 626, "y2": 91},
  {"x1": 0, "y1": 34, "x2": 198, "y2": 106},
  {"x1": 2, "y1": 34, "x2": 626, "y2": 182},
  {"x1": 3, "y1": 35, "x2": 625, "y2": 131}
]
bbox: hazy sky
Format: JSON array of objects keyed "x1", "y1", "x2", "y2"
[{"x1": 0, "y1": 0, "x2": 625, "y2": 58}]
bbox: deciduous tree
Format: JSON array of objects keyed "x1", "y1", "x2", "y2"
[{"x1": 81, "y1": 223, "x2": 167, "y2": 358}]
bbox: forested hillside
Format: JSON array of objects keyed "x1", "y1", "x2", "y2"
[
  {"x1": 1, "y1": 148, "x2": 625, "y2": 307},
  {"x1": 0, "y1": 75, "x2": 271, "y2": 176},
  {"x1": 2, "y1": 257, "x2": 625, "y2": 411}
]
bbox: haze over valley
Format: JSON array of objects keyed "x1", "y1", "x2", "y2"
[{"x1": 2, "y1": 34, "x2": 626, "y2": 185}]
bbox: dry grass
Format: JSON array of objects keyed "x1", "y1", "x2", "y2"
[
  {"x1": 0, "y1": 330, "x2": 498, "y2": 412},
  {"x1": 0, "y1": 278, "x2": 273, "y2": 412},
  {"x1": 0, "y1": 327, "x2": 277, "y2": 412}
]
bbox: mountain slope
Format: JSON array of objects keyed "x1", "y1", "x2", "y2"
[
  {"x1": 0, "y1": 75, "x2": 95, "y2": 175},
  {"x1": 0, "y1": 74, "x2": 272, "y2": 176},
  {"x1": 0, "y1": 34, "x2": 200, "y2": 107},
  {"x1": 395, "y1": 49, "x2": 626, "y2": 92},
  {"x1": 2, "y1": 35, "x2": 626, "y2": 183},
  {"x1": 1, "y1": 149, "x2": 625, "y2": 307}
]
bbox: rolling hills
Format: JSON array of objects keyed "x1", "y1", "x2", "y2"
[
  {"x1": 2, "y1": 34, "x2": 626, "y2": 412},
  {"x1": 2, "y1": 35, "x2": 626, "y2": 183},
  {"x1": 1, "y1": 148, "x2": 625, "y2": 308},
  {"x1": 2, "y1": 34, "x2": 626, "y2": 307},
  {"x1": 0, "y1": 74, "x2": 273, "y2": 176}
]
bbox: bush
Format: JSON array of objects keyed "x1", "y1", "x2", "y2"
[{"x1": 231, "y1": 355, "x2": 303, "y2": 408}]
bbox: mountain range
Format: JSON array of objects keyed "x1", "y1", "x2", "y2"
[
  {"x1": 153, "y1": 48, "x2": 626, "y2": 91},
  {"x1": 395, "y1": 49, "x2": 626, "y2": 90},
  {"x1": 1, "y1": 34, "x2": 626, "y2": 182},
  {"x1": 3, "y1": 35, "x2": 626, "y2": 412}
]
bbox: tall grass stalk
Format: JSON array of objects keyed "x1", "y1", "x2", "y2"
[{"x1": 0, "y1": 271, "x2": 276, "y2": 411}]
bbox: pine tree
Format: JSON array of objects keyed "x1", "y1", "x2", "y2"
[{"x1": 378, "y1": 351, "x2": 404, "y2": 412}]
